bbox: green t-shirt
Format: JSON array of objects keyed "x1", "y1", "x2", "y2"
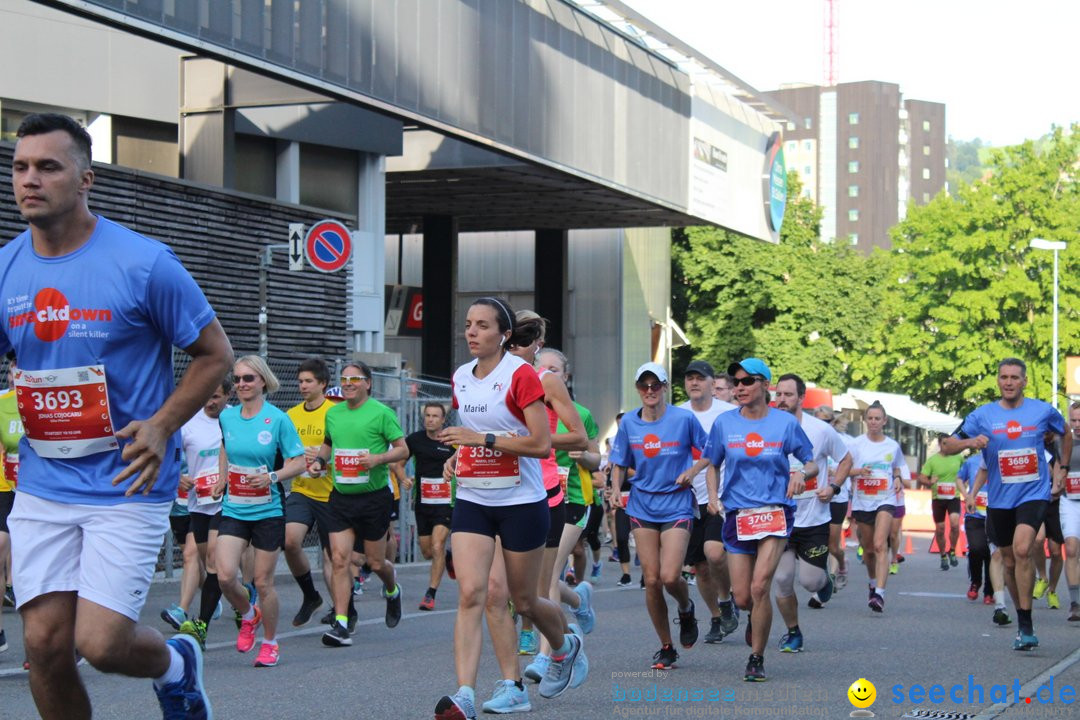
[
  {"x1": 921, "y1": 452, "x2": 965, "y2": 500},
  {"x1": 557, "y1": 402, "x2": 599, "y2": 506},
  {"x1": 325, "y1": 398, "x2": 404, "y2": 495}
]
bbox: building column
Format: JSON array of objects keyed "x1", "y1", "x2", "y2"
[
  {"x1": 349, "y1": 152, "x2": 387, "y2": 354},
  {"x1": 422, "y1": 215, "x2": 457, "y2": 381},
  {"x1": 275, "y1": 140, "x2": 300, "y2": 204},
  {"x1": 179, "y1": 57, "x2": 235, "y2": 188},
  {"x1": 534, "y1": 228, "x2": 568, "y2": 351}
]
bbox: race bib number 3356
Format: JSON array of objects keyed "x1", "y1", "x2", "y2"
[{"x1": 14, "y1": 365, "x2": 117, "y2": 459}]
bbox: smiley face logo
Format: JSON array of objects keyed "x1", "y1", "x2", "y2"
[{"x1": 848, "y1": 678, "x2": 876, "y2": 710}]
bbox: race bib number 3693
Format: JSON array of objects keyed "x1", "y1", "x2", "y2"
[{"x1": 14, "y1": 365, "x2": 117, "y2": 459}]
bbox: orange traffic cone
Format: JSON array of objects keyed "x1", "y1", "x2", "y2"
[{"x1": 904, "y1": 535, "x2": 914, "y2": 555}]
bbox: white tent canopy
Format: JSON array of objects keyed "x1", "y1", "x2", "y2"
[{"x1": 844, "y1": 388, "x2": 962, "y2": 435}]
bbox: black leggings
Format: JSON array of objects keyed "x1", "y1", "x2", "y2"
[
  {"x1": 965, "y1": 516, "x2": 992, "y2": 596},
  {"x1": 615, "y1": 507, "x2": 631, "y2": 565}
]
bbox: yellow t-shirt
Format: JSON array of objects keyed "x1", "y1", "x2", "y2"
[{"x1": 286, "y1": 399, "x2": 335, "y2": 502}]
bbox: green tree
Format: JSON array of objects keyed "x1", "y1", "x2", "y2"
[
  {"x1": 850, "y1": 125, "x2": 1080, "y2": 415},
  {"x1": 672, "y1": 172, "x2": 885, "y2": 393}
]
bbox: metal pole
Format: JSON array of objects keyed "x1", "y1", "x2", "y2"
[{"x1": 1053, "y1": 248, "x2": 1060, "y2": 413}]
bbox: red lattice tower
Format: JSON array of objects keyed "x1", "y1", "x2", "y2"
[{"x1": 824, "y1": 0, "x2": 838, "y2": 86}]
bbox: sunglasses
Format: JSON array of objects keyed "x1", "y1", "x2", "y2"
[
  {"x1": 734, "y1": 375, "x2": 765, "y2": 387},
  {"x1": 340, "y1": 375, "x2": 369, "y2": 385},
  {"x1": 636, "y1": 381, "x2": 665, "y2": 393},
  {"x1": 233, "y1": 373, "x2": 259, "y2": 384}
]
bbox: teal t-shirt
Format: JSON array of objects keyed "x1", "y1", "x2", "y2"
[
  {"x1": 220, "y1": 401, "x2": 304, "y2": 521},
  {"x1": 325, "y1": 398, "x2": 405, "y2": 495}
]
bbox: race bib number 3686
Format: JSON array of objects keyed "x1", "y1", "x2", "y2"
[{"x1": 14, "y1": 365, "x2": 117, "y2": 459}]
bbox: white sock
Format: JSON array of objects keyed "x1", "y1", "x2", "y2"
[
  {"x1": 994, "y1": 590, "x2": 1006, "y2": 609},
  {"x1": 874, "y1": 588, "x2": 885, "y2": 599},
  {"x1": 153, "y1": 646, "x2": 185, "y2": 689},
  {"x1": 262, "y1": 638, "x2": 277, "y2": 648},
  {"x1": 242, "y1": 606, "x2": 256, "y2": 622},
  {"x1": 869, "y1": 581, "x2": 877, "y2": 590}
]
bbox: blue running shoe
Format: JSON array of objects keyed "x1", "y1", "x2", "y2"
[
  {"x1": 480, "y1": 680, "x2": 531, "y2": 714},
  {"x1": 518, "y1": 629, "x2": 539, "y2": 656},
  {"x1": 160, "y1": 604, "x2": 186, "y2": 631},
  {"x1": 155, "y1": 634, "x2": 212, "y2": 719},
  {"x1": 572, "y1": 582, "x2": 596, "y2": 635},
  {"x1": 1013, "y1": 632, "x2": 1039, "y2": 651},
  {"x1": 435, "y1": 687, "x2": 477, "y2": 720},
  {"x1": 590, "y1": 562, "x2": 602, "y2": 581},
  {"x1": 523, "y1": 654, "x2": 549, "y2": 683},
  {"x1": 245, "y1": 582, "x2": 258, "y2": 608},
  {"x1": 779, "y1": 630, "x2": 804, "y2": 653},
  {"x1": 539, "y1": 634, "x2": 584, "y2": 699}
]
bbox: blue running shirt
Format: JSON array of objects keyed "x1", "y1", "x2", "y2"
[
  {"x1": 0, "y1": 217, "x2": 215, "y2": 505},
  {"x1": 956, "y1": 453, "x2": 987, "y2": 518},
  {"x1": 953, "y1": 399, "x2": 1064, "y2": 509},
  {"x1": 609, "y1": 404, "x2": 707, "y2": 523},
  {"x1": 219, "y1": 402, "x2": 304, "y2": 521},
  {"x1": 705, "y1": 407, "x2": 813, "y2": 511}
]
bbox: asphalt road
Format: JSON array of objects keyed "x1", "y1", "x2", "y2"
[{"x1": 3, "y1": 536, "x2": 1080, "y2": 720}]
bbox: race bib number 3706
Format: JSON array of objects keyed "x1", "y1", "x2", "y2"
[{"x1": 14, "y1": 365, "x2": 117, "y2": 459}]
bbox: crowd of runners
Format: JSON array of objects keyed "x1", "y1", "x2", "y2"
[{"x1": 2, "y1": 114, "x2": 1078, "y2": 720}]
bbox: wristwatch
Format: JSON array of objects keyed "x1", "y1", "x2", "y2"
[
  {"x1": 269, "y1": 471, "x2": 279, "y2": 484},
  {"x1": 829, "y1": 483, "x2": 842, "y2": 495},
  {"x1": 485, "y1": 433, "x2": 497, "y2": 450}
]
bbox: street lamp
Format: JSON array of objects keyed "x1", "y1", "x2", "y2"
[{"x1": 1030, "y1": 237, "x2": 1068, "y2": 412}]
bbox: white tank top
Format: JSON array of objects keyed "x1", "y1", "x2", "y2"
[{"x1": 452, "y1": 352, "x2": 546, "y2": 507}]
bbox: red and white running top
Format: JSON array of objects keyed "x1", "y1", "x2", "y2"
[{"x1": 452, "y1": 352, "x2": 546, "y2": 507}]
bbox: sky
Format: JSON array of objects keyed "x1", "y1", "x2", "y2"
[{"x1": 620, "y1": 0, "x2": 1079, "y2": 146}]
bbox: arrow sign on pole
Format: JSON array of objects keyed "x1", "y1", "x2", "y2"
[{"x1": 288, "y1": 223, "x2": 304, "y2": 271}]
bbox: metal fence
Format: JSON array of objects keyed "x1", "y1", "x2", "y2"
[{"x1": 159, "y1": 351, "x2": 453, "y2": 575}]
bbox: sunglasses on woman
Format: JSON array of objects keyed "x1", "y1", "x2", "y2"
[
  {"x1": 733, "y1": 375, "x2": 765, "y2": 386},
  {"x1": 233, "y1": 373, "x2": 259, "y2": 384},
  {"x1": 636, "y1": 381, "x2": 665, "y2": 393}
]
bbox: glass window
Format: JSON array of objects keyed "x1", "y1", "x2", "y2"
[
  {"x1": 849, "y1": 137, "x2": 859, "y2": 149},
  {"x1": 786, "y1": 121, "x2": 796, "y2": 131},
  {"x1": 848, "y1": 161, "x2": 859, "y2": 173},
  {"x1": 848, "y1": 185, "x2": 859, "y2": 198},
  {"x1": 848, "y1": 112, "x2": 859, "y2": 125},
  {"x1": 848, "y1": 209, "x2": 859, "y2": 222},
  {"x1": 849, "y1": 233, "x2": 859, "y2": 245},
  {"x1": 923, "y1": 145, "x2": 930, "y2": 156},
  {"x1": 922, "y1": 120, "x2": 930, "y2": 132},
  {"x1": 804, "y1": 117, "x2": 812, "y2": 129},
  {"x1": 922, "y1": 168, "x2": 930, "y2": 180},
  {"x1": 923, "y1": 192, "x2": 930, "y2": 203},
  {"x1": 803, "y1": 140, "x2": 812, "y2": 152},
  {"x1": 787, "y1": 142, "x2": 797, "y2": 155},
  {"x1": 804, "y1": 165, "x2": 812, "y2": 176}
]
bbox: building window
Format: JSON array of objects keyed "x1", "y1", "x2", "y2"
[
  {"x1": 922, "y1": 168, "x2": 930, "y2": 180},
  {"x1": 848, "y1": 161, "x2": 859, "y2": 173},
  {"x1": 787, "y1": 121, "x2": 796, "y2": 131},
  {"x1": 848, "y1": 112, "x2": 859, "y2": 125},
  {"x1": 849, "y1": 233, "x2": 859, "y2": 245},
  {"x1": 923, "y1": 145, "x2": 930, "y2": 156},
  {"x1": 922, "y1": 120, "x2": 930, "y2": 132},
  {"x1": 848, "y1": 209, "x2": 859, "y2": 222},
  {"x1": 849, "y1": 137, "x2": 859, "y2": 149},
  {"x1": 803, "y1": 140, "x2": 812, "y2": 152},
  {"x1": 804, "y1": 165, "x2": 812, "y2": 176},
  {"x1": 848, "y1": 185, "x2": 859, "y2": 198},
  {"x1": 787, "y1": 141, "x2": 797, "y2": 155},
  {"x1": 804, "y1": 117, "x2": 812, "y2": 129},
  {"x1": 923, "y1": 192, "x2": 930, "y2": 203}
]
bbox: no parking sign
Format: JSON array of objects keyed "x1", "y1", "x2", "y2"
[{"x1": 304, "y1": 219, "x2": 353, "y2": 273}]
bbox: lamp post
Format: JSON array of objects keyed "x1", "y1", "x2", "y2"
[{"x1": 1030, "y1": 238, "x2": 1068, "y2": 412}]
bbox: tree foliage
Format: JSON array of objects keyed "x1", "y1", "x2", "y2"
[
  {"x1": 850, "y1": 125, "x2": 1080, "y2": 415},
  {"x1": 672, "y1": 172, "x2": 886, "y2": 392}
]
